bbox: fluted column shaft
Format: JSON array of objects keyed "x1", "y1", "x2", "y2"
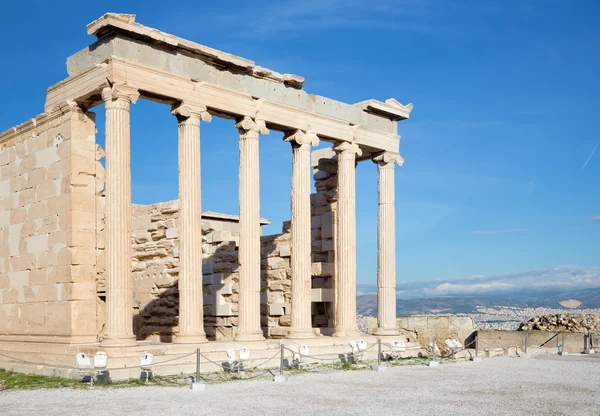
[
  {"x1": 235, "y1": 117, "x2": 269, "y2": 341},
  {"x1": 373, "y1": 152, "x2": 402, "y2": 336},
  {"x1": 172, "y1": 104, "x2": 211, "y2": 343},
  {"x1": 285, "y1": 131, "x2": 319, "y2": 339},
  {"x1": 100, "y1": 84, "x2": 139, "y2": 347},
  {"x1": 333, "y1": 142, "x2": 362, "y2": 337}
]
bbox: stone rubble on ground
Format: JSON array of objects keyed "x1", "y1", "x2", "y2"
[{"x1": 518, "y1": 313, "x2": 600, "y2": 333}]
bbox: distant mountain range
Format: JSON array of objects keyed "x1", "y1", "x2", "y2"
[{"x1": 356, "y1": 289, "x2": 600, "y2": 316}]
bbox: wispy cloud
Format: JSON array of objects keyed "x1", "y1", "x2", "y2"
[
  {"x1": 580, "y1": 142, "x2": 599, "y2": 173},
  {"x1": 589, "y1": 214, "x2": 600, "y2": 222},
  {"x1": 472, "y1": 229, "x2": 526, "y2": 235},
  {"x1": 384, "y1": 265, "x2": 600, "y2": 299}
]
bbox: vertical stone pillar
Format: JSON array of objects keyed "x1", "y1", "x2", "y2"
[
  {"x1": 333, "y1": 142, "x2": 362, "y2": 337},
  {"x1": 284, "y1": 130, "x2": 319, "y2": 339},
  {"x1": 172, "y1": 103, "x2": 212, "y2": 344},
  {"x1": 372, "y1": 152, "x2": 403, "y2": 336},
  {"x1": 235, "y1": 116, "x2": 269, "y2": 341},
  {"x1": 100, "y1": 84, "x2": 139, "y2": 347}
]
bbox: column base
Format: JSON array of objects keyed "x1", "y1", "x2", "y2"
[
  {"x1": 287, "y1": 328, "x2": 315, "y2": 340},
  {"x1": 333, "y1": 328, "x2": 361, "y2": 338},
  {"x1": 234, "y1": 330, "x2": 265, "y2": 342},
  {"x1": 174, "y1": 333, "x2": 209, "y2": 344},
  {"x1": 374, "y1": 328, "x2": 400, "y2": 336},
  {"x1": 99, "y1": 335, "x2": 137, "y2": 348}
]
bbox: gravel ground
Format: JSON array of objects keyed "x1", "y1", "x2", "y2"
[{"x1": 1, "y1": 355, "x2": 599, "y2": 416}]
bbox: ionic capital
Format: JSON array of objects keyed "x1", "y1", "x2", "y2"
[
  {"x1": 283, "y1": 129, "x2": 319, "y2": 150},
  {"x1": 101, "y1": 84, "x2": 140, "y2": 104},
  {"x1": 236, "y1": 116, "x2": 269, "y2": 139},
  {"x1": 171, "y1": 102, "x2": 212, "y2": 122},
  {"x1": 372, "y1": 151, "x2": 404, "y2": 167},
  {"x1": 333, "y1": 142, "x2": 362, "y2": 157}
]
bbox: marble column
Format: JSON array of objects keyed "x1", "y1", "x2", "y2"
[
  {"x1": 172, "y1": 103, "x2": 211, "y2": 344},
  {"x1": 235, "y1": 116, "x2": 269, "y2": 341},
  {"x1": 372, "y1": 152, "x2": 403, "y2": 336},
  {"x1": 333, "y1": 142, "x2": 362, "y2": 337},
  {"x1": 100, "y1": 84, "x2": 139, "y2": 347},
  {"x1": 284, "y1": 130, "x2": 319, "y2": 339}
]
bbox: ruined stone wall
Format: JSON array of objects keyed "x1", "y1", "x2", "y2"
[
  {"x1": 0, "y1": 106, "x2": 100, "y2": 343},
  {"x1": 310, "y1": 155, "x2": 338, "y2": 330},
  {"x1": 128, "y1": 201, "x2": 294, "y2": 341},
  {"x1": 260, "y1": 223, "x2": 292, "y2": 338}
]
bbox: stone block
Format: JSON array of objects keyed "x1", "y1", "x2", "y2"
[
  {"x1": 166, "y1": 227, "x2": 179, "y2": 239},
  {"x1": 269, "y1": 327, "x2": 289, "y2": 338},
  {"x1": 211, "y1": 230, "x2": 231, "y2": 243},
  {"x1": 25, "y1": 234, "x2": 48, "y2": 255},
  {"x1": 321, "y1": 239, "x2": 334, "y2": 251},
  {"x1": 36, "y1": 180, "x2": 59, "y2": 201},
  {"x1": 71, "y1": 193, "x2": 96, "y2": 213},
  {"x1": 27, "y1": 167, "x2": 47, "y2": 189},
  {"x1": 27, "y1": 201, "x2": 48, "y2": 221},
  {"x1": 18, "y1": 154, "x2": 37, "y2": 176},
  {"x1": 264, "y1": 257, "x2": 287, "y2": 270},
  {"x1": 18, "y1": 188, "x2": 37, "y2": 206},
  {"x1": 0, "y1": 179, "x2": 10, "y2": 198},
  {"x1": 67, "y1": 228, "x2": 96, "y2": 247},
  {"x1": 268, "y1": 292, "x2": 285, "y2": 304},
  {"x1": 278, "y1": 244, "x2": 291, "y2": 257},
  {"x1": 35, "y1": 146, "x2": 61, "y2": 169},
  {"x1": 264, "y1": 269, "x2": 286, "y2": 281},
  {"x1": 10, "y1": 207, "x2": 27, "y2": 224},
  {"x1": 311, "y1": 215, "x2": 322, "y2": 229},
  {"x1": 321, "y1": 223, "x2": 334, "y2": 239},
  {"x1": 45, "y1": 301, "x2": 72, "y2": 334},
  {"x1": 322, "y1": 212, "x2": 335, "y2": 225}
]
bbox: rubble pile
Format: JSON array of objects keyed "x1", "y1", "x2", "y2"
[{"x1": 519, "y1": 313, "x2": 600, "y2": 333}]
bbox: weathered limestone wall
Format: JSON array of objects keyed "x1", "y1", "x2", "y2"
[
  {"x1": 367, "y1": 315, "x2": 478, "y2": 347},
  {"x1": 475, "y1": 330, "x2": 590, "y2": 354},
  {"x1": 0, "y1": 105, "x2": 100, "y2": 343}
]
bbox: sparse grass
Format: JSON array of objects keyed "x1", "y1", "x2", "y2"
[
  {"x1": 0, "y1": 369, "x2": 81, "y2": 391},
  {"x1": 0, "y1": 356, "x2": 444, "y2": 391},
  {"x1": 0, "y1": 369, "x2": 190, "y2": 391}
]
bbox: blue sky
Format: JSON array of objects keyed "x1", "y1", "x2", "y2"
[{"x1": 1, "y1": 0, "x2": 599, "y2": 292}]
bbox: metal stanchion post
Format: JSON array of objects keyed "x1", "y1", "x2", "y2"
[
  {"x1": 196, "y1": 348, "x2": 201, "y2": 382},
  {"x1": 274, "y1": 343, "x2": 289, "y2": 382},
  {"x1": 585, "y1": 333, "x2": 595, "y2": 354},
  {"x1": 559, "y1": 333, "x2": 568, "y2": 356},
  {"x1": 429, "y1": 336, "x2": 438, "y2": 367},
  {"x1": 472, "y1": 332, "x2": 482, "y2": 362},
  {"x1": 524, "y1": 332, "x2": 528, "y2": 354},
  {"x1": 190, "y1": 348, "x2": 205, "y2": 392},
  {"x1": 280, "y1": 344, "x2": 284, "y2": 376},
  {"x1": 374, "y1": 338, "x2": 385, "y2": 372}
]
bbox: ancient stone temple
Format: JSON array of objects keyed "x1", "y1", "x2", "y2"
[{"x1": 0, "y1": 13, "x2": 414, "y2": 378}]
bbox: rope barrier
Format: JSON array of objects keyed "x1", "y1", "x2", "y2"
[
  {"x1": 0, "y1": 351, "x2": 197, "y2": 372},
  {"x1": 0, "y1": 352, "x2": 75, "y2": 370}
]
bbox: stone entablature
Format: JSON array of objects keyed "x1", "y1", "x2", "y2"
[{"x1": 44, "y1": 14, "x2": 412, "y2": 154}]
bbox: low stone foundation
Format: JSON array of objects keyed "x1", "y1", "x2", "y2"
[
  {"x1": 0, "y1": 335, "x2": 421, "y2": 380},
  {"x1": 473, "y1": 330, "x2": 595, "y2": 354},
  {"x1": 368, "y1": 315, "x2": 478, "y2": 349}
]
